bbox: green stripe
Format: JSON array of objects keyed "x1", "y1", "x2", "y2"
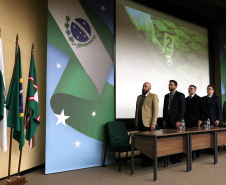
[{"x1": 79, "y1": 0, "x2": 114, "y2": 61}]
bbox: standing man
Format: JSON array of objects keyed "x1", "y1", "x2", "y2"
[
  {"x1": 163, "y1": 80, "x2": 186, "y2": 129},
  {"x1": 135, "y1": 82, "x2": 159, "y2": 166},
  {"x1": 184, "y1": 85, "x2": 203, "y2": 128},
  {"x1": 163, "y1": 80, "x2": 186, "y2": 163},
  {"x1": 202, "y1": 85, "x2": 221, "y2": 126},
  {"x1": 184, "y1": 85, "x2": 202, "y2": 160},
  {"x1": 135, "y1": 82, "x2": 159, "y2": 131}
]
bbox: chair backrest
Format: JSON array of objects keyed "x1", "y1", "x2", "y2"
[{"x1": 106, "y1": 121, "x2": 129, "y2": 147}]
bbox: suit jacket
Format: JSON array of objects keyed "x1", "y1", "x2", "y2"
[
  {"x1": 163, "y1": 91, "x2": 186, "y2": 127},
  {"x1": 184, "y1": 94, "x2": 202, "y2": 128},
  {"x1": 135, "y1": 92, "x2": 159, "y2": 128},
  {"x1": 223, "y1": 101, "x2": 226, "y2": 121},
  {"x1": 202, "y1": 95, "x2": 221, "y2": 124}
]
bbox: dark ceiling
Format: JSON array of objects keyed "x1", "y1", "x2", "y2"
[
  {"x1": 133, "y1": 0, "x2": 226, "y2": 22},
  {"x1": 169, "y1": 0, "x2": 226, "y2": 21}
]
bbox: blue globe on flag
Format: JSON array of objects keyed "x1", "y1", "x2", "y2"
[{"x1": 70, "y1": 18, "x2": 91, "y2": 42}]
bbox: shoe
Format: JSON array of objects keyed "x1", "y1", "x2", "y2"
[{"x1": 177, "y1": 158, "x2": 183, "y2": 163}]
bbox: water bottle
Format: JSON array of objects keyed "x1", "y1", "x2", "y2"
[
  {"x1": 181, "y1": 119, "x2": 185, "y2": 130},
  {"x1": 207, "y1": 118, "x2": 210, "y2": 129}
]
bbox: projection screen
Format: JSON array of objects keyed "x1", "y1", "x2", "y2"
[{"x1": 116, "y1": 0, "x2": 210, "y2": 119}]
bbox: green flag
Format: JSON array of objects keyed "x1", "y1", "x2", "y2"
[
  {"x1": 25, "y1": 52, "x2": 40, "y2": 148},
  {"x1": 6, "y1": 45, "x2": 24, "y2": 150}
]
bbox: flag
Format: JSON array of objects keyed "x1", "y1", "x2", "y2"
[
  {"x1": 46, "y1": 0, "x2": 115, "y2": 173},
  {"x1": 0, "y1": 37, "x2": 7, "y2": 153},
  {"x1": 6, "y1": 45, "x2": 24, "y2": 150},
  {"x1": 47, "y1": 0, "x2": 114, "y2": 141},
  {"x1": 48, "y1": 0, "x2": 113, "y2": 95},
  {"x1": 25, "y1": 51, "x2": 40, "y2": 148}
]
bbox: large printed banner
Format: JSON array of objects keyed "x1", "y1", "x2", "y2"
[{"x1": 46, "y1": 0, "x2": 114, "y2": 174}]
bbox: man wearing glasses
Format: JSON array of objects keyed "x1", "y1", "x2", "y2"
[{"x1": 202, "y1": 85, "x2": 221, "y2": 126}]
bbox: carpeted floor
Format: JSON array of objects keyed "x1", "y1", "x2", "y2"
[{"x1": 4, "y1": 148, "x2": 226, "y2": 185}]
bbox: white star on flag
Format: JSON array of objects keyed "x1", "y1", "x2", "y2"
[
  {"x1": 75, "y1": 140, "x2": 81, "y2": 148},
  {"x1": 56, "y1": 63, "x2": 61, "y2": 69},
  {"x1": 100, "y1": 5, "x2": 105, "y2": 12},
  {"x1": 55, "y1": 109, "x2": 70, "y2": 127},
  {"x1": 34, "y1": 91, "x2": 39, "y2": 102},
  {"x1": 91, "y1": 111, "x2": 96, "y2": 117}
]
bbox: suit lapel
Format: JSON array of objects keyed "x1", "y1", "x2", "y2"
[{"x1": 170, "y1": 91, "x2": 178, "y2": 105}]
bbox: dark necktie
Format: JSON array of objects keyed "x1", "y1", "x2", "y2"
[{"x1": 207, "y1": 97, "x2": 210, "y2": 103}]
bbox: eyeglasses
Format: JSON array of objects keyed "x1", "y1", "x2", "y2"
[{"x1": 207, "y1": 88, "x2": 213, "y2": 90}]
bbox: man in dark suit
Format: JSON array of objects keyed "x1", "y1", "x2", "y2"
[
  {"x1": 163, "y1": 80, "x2": 186, "y2": 163},
  {"x1": 184, "y1": 85, "x2": 202, "y2": 160},
  {"x1": 163, "y1": 80, "x2": 186, "y2": 129},
  {"x1": 184, "y1": 85, "x2": 203, "y2": 128},
  {"x1": 223, "y1": 101, "x2": 226, "y2": 122},
  {"x1": 202, "y1": 85, "x2": 221, "y2": 126}
]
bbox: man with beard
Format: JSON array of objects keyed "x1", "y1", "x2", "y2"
[
  {"x1": 134, "y1": 82, "x2": 159, "y2": 166},
  {"x1": 163, "y1": 80, "x2": 186, "y2": 129},
  {"x1": 135, "y1": 82, "x2": 159, "y2": 131},
  {"x1": 163, "y1": 80, "x2": 186, "y2": 163}
]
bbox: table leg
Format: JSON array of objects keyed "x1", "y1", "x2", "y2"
[
  {"x1": 131, "y1": 134, "x2": 134, "y2": 175},
  {"x1": 164, "y1": 156, "x2": 169, "y2": 168},
  {"x1": 186, "y1": 134, "x2": 190, "y2": 172},
  {"x1": 189, "y1": 133, "x2": 192, "y2": 172},
  {"x1": 154, "y1": 137, "x2": 157, "y2": 181},
  {"x1": 214, "y1": 131, "x2": 218, "y2": 165}
]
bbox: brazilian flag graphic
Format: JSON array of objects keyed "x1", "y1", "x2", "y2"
[{"x1": 46, "y1": 0, "x2": 115, "y2": 174}]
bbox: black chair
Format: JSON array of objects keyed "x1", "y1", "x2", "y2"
[{"x1": 102, "y1": 121, "x2": 131, "y2": 172}]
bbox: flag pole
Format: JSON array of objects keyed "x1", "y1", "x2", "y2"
[
  {"x1": 17, "y1": 44, "x2": 34, "y2": 178},
  {"x1": 17, "y1": 149, "x2": 22, "y2": 178},
  {"x1": 7, "y1": 34, "x2": 19, "y2": 182}
]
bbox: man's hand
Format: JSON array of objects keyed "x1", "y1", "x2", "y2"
[
  {"x1": 151, "y1": 124, "x2": 156, "y2": 131},
  {"x1": 215, "y1": 120, "x2": 219, "y2": 126},
  {"x1": 175, "y1": 122, "x2": 180, "y2": 128},
  {"x1": 198, "y1": 120, "x2": 202, "y2": 127}
]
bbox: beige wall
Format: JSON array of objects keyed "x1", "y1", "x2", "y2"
[{"x1": 0, "y1": 0, "x2": 47, "y2": 179}]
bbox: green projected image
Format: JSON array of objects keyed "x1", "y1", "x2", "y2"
[
  {"x1": 116, "y1": 0, "x2": 209, "y2": 118},
  {"x1": 125, "y1": 6, "x2": 207, "y2": 67}
]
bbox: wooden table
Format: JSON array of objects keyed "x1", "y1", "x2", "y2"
[
  {"x1": 131, "y1": 129, "x2": 190, "y2": 181},
  {"x1": 188, "y1": 127, "x2": 226, "y2": 171},
  {"x1": 131, "y1": 127, "x2": 226, "y2": 181}
]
